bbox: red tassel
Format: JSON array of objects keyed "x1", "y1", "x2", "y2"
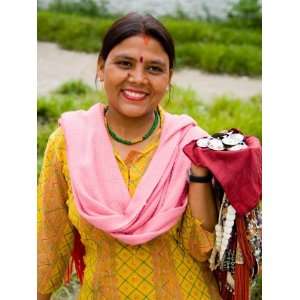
[
  {"x1": 234, "y1": 263, "x2": 250, "y2": 300},
  {"x1": 63, "y1": 255, "x2": 73, "y2": 284},
  {"x1": 64, "y1": 228, "x2": 86, "y2": 285},
  {"x1": 72, "y1": 229, "x2": 86, "y2": 284},
  {"x1": 234, "y1": 215, "x2": 255, "y2": 300}
]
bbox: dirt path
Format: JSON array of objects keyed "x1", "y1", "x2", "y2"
[{"x1": 38, "y1": 42, "x2": 261, "y2": 102}]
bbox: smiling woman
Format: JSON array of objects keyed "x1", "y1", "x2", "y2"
[
  {"x1": 97, "y1": 35, "x2": 171, "y2": 121},
  {"x1": 37, "y1": 13, "x2": 220, "y2": 300}
]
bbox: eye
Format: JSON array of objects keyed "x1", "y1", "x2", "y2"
[
  {"x1": 116, "y1": 60, "x2": 132, "y2": 69},
  {"x1": 147, "y1": 66, "x2": 164, "y2": 74}
]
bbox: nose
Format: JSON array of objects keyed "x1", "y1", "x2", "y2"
[{"x1": 128, "y1": 66, "x2": 147, "y2": 84}]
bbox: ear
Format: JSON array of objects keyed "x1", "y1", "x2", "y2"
[{"x1": 96, "y1": 56, "x2": 105, "y2": 81}]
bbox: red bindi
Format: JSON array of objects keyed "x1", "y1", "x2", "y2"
[{"x1": 139, "y1": 56, "x2": 144, "y2": 63}]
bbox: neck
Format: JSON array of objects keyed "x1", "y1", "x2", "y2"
[{"x1": 105, "y1": 106, "x2": 156, "y2": 140}]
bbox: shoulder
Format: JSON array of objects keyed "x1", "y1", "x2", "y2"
[
  {"x1": 48, "y1": 126, "x2": 65, "y2": 146},
  {"x1": 159, "y1": 106, "x2": 208, "y2": 137},
  {"x1": 47, "y1": 127, "x2": 67, "y2": 163},
  {"x1": 59, "y1": 103, "x2": 103, "y2": 125}
]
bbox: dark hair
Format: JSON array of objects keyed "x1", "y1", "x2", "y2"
[{"x1": 98, "y1": 12, "x2": 175, "y2": 69}]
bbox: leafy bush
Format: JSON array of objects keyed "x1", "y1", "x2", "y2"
[
  {"x1": 251, "y1": 274, "x2": 262, "y2": 300},
  {"x1": 48, "y1": 0, "x2": 112, "y2": 18},
  {"x1": 228, "y1": 0, "x2": 262, "y2": 29},
  {"x1": 52, "y1": 273, "x2": 80, "y2": 300},
  {"x1": 37, "y1": 11, "x2": 112, "y2": 52},
  {"x1": 37, "y1": 11, "x2": 261, "y2": 76},
  {"x1": 38, "y1": 11, "x2": 260, "y2": 47},
  {"x1": 164, "y1": 86, "x2": 261, "y2": 140},
  {"x1": 162, "y1": 19, "x2": 261, "y2": 46},
  {"x1": 176, "y1": 42, "x2": 261, "y2": 76},
  {"x1": 37, "y1": 90, "x2": 104, "y2": 124},
  {"x1": 54, "y1": 80, "x2": 93, "y2": 95}
]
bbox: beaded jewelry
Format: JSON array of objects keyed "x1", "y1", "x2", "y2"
[{"x1": 104, "y1": 107, "x2": 160, "y2": 145}]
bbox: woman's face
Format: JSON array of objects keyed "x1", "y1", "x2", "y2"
[{"x1": 97, "y1": 34, "x2": 172, "y2": 118}]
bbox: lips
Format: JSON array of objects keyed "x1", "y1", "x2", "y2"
[{"x1": 121, "y1": 89, "x2": 149, "y2": 101}]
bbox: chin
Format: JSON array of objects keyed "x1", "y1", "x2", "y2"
[
  {"x1": 122, "y1": 108, "x2": 148, "y2": 118},
  {"x1": 118, "y1": 103, "x2": 151, "y2": 118}
]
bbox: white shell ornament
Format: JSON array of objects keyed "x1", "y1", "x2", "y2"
[
  {"x1": 228, "y1": 142, "x2": 248, "y2": 151},
  {"x1": 208, "y1": 138, "x2": 225, "y2": 151},
  {"x1": 222, "y1": 133, "x2": 244, "y2": 146},
  {"x1": 224, "y1": 220, "x2": 234, "y2": 227},
  {"x1": 219, "y1": 205, "x2": 236, "y2": 261},
  {"x1": 196, "y1": 137, "x2": 210, "y2": 148},
  {"x1": 227, "y1": 205, "x2": 236, "y2": 215}
]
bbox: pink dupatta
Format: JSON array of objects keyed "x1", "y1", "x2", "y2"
[{"x1": 59, "y1": 103, "x2": 206, "y2": 245}]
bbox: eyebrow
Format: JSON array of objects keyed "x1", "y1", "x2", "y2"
[{"x1": 114, "y1": 54, "x2": 167, "y2": 67}]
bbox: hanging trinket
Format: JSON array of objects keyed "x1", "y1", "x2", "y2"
[
  {"x1": 208, "y1": 138, "x2": 225, "y2": 151},
  {"x1": 196, "y1": 129, "x2": 248, "y2": 151},
  {"x1": 228, "y1": 142, "x2": 248, "y2": 151},
  {"x1": 222, "y1": 133, "x2": 244, "y2": 146},
  {"x1": 196, "y1": 136, "x2": 211, "y2": 148},
  {"x1": 219, "y1": 205, "x2": 236, "y2": 261}
]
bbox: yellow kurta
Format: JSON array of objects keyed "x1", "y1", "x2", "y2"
[{"x1": 38, "y1": 111, "x2": 220, "y2": 300}]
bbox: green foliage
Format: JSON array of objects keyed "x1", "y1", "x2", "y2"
[
  {"x1": 38, "y1": 11, "x2": 261, "y2": 46},
  {"x1": 228, "y1": 0, "x2": 262, "y2": 29},
  {"x1": 162, "y1": 19, "x2": 261, "y2": 46},
  {"x1": 164, "y1": 86, "x2": 261, "y2": 140},
  {"x1": 37, "y1": 11, "x2": 113, "y2": 52},
  {"x1": 176, "y1": 43, "x2": 261, "y2": 76},
  {"x1": 37, "y1": 11, "x2": 261, "y2": 76},
  {"x1": 52, "y1": 273, "x2": 80, "y2": 300},
  {"x1": 37, "y1": 90, "x2": 104, "y2": 124},
  {"x1": 48, "y1": 0, "x2": 111, "y2": 18},
  {"x1": 251, "y1": 274, "x2": 262, "y2": 300},
  {"x1": 54, "y1": 80, "x2": 93, "y2": 95}
]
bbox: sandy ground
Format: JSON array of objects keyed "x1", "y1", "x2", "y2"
[{"x1": 38, "y1": 42, "x2": 261, "y2": 102}]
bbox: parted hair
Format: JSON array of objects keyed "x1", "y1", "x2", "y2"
[{"x1": 98, "y1": 12, "x2": 175, "y2": 70}]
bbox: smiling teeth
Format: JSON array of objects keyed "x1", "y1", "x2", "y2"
[{"x1": 123, "y1": 90, "x2": 147, "y2": 99}]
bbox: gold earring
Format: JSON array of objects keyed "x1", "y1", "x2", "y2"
[{"x1": 96, "y1": 78, "x2": 104, "y2": 90}]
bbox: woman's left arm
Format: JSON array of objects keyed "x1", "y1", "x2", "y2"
[
  {"x1": 176, "y1": 164, "x2": 218, "y2": 263},
  {"x1": 188, "y1": 164, "x2": 217, "y2": 232}
]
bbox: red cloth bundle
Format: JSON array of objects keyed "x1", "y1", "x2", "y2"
[
  {"x1": 183, "y1": 135, "x2": 262, "y2": 215},
  {"x1": 183, "y1": 133, "x2": 262, "y2": 300}
]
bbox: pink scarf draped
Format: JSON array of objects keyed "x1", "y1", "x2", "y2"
[{"x1": 59, "y1": 103, "x2": 206, "y2": 245}]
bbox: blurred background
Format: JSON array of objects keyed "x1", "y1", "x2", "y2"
[{"x1": 37, "y1": 1, "x2": 262, "y2": 299}]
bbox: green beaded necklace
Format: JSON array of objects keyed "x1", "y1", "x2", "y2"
[{"x1": 104, "y1": 108, "x2": 160, "y2": 145}]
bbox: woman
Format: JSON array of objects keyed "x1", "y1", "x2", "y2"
[{"x1": 38, "y1": 12, "x2": 220, "y2": 300}]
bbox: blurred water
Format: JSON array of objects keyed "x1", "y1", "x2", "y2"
[{"x1": 38, "y1": 0, "x2": 239, "y2": 19}]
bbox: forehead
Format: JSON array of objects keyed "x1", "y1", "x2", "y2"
[{"x1": 108, "y1": 35, "x2": 169, "y2": 63}]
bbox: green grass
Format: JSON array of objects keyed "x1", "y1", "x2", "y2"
[
  {"x1": 37, "y1": 11, "x2": 261, "y2": 76},
  {"x1": 176, "y1": 42, "x2": 261, "y2": 76},
  {"x1": 38, "y1": 80, "x2": 261, "y2": 299},
  {"x1": 156, "y1": 18, "x2": 261, "y2": 46}
]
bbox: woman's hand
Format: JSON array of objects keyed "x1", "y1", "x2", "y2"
[{"x1": 188, "y1": 164, "x2": 217, "y2": 232}]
